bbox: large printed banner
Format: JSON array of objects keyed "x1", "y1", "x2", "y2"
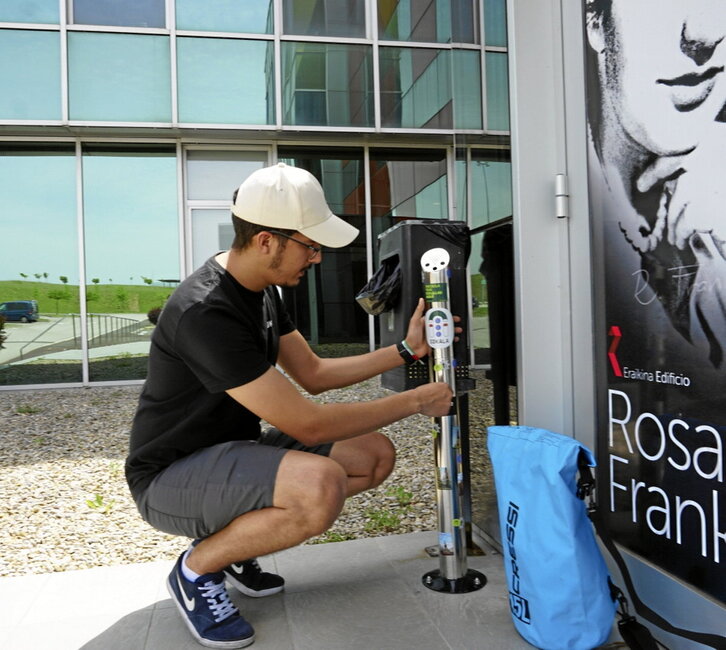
[{"x1": 584, "y1": 1, "x2": 725, "y2": 603}]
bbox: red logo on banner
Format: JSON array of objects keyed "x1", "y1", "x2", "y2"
[{"x1": 608, "y1": 325, "x2": 622, "y2": 377}]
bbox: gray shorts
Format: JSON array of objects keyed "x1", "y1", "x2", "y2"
[{"x1": 135, "y1": 429, "x2": 332, "y2": 539}]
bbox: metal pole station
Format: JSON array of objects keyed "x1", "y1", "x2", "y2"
[{"x1": 420, "y1": 247, "x2": 486, "y2": 594}]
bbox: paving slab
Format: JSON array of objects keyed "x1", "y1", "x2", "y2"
[{"x1": 2, "y1": 532, "x2": 533, "y2": 650}]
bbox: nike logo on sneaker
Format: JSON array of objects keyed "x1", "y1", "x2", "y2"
[
  {"x1": 177, "y1": 574, "x2": 196, "y2": 611},
  {"x1": 229, "y1": 563, "x2": 245, "y2": 573}
]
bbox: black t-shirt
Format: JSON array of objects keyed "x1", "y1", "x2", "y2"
[{"x1": 125, "y1": 256, "x2": 295, "y2": 499}]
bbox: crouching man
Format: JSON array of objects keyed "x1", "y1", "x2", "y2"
[{"x1": 125, "y1": 163, "x2": 454, "y2": 648}]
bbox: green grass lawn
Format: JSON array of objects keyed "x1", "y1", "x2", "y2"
[{"x1": 0, "y1": 280, "x2": 174, "y2": 315}]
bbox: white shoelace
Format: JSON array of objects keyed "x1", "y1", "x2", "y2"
[
  {"x1": 200, "y1": 580, "x2": 238, "y2": 623},
  {"x1": 246, "y1": 559, "x2": 261, "y2": 573}
]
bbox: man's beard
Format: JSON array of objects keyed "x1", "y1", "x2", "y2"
[{"x1": 268, "y1": 247, "x2": 285, "y2": 270}]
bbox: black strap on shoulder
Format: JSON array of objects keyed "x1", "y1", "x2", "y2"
[{"x1": 576, "y1": 452, "x2": 726, "y2": 650}]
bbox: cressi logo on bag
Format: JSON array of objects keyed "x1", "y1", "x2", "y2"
[{"x1": 505, "y1": 501, "x2": 531, "y2": 624}]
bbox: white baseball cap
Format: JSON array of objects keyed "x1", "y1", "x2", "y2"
[{"x1": 232, "y1": 163, "x2": 359, "y2": 248}]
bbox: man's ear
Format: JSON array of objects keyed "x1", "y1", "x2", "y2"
[
  {"x1": 255, "y1": 230, "x2": 275, "y2": 255},
  {"x1": 585, "y1": 6, "x2": 606, "y2": 54}
]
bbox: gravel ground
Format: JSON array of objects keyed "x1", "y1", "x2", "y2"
[{"x1": 0, "y1": 371, "x2": 500, "y2": 578}]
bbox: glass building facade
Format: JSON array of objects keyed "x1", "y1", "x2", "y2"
[{"x1": 0, "y1": 0, "x2": 511, "y2": 388}]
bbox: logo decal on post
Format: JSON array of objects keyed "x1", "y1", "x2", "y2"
[{"x1": 608, "y1": 325, "x2": 623, "y2": 377}]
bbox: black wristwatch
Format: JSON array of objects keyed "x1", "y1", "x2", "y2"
[{"x1": 397, "y1": 340, "x2": 420, "y2": 365}]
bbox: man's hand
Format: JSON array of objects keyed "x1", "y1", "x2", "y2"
[
  {"x1": 404, "y1": 297, "x2": 463, "y2": 360},
  {"x1": 412, "y1": 382, "x2": 453, "y2": 417}
]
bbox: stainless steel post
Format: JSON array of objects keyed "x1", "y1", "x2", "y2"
[{"x1": 420, "y1": 247, "x2": 486, "y2": 594}]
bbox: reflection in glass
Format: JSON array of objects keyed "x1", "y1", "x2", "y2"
[
  {"x1": 82, "y1": 146, "x2": 178, "y2": 382},
  {"x1": 455, "y1": 158, "x2": 467, "y2": 222},
  {"x1": 186, "y1": 150, "x2": 268, "y2": 271},
  {"x1": 68, "y1": 32, "x2": 171, "y2": 122},
  {"x1": 485, "y1": 52, "x2": 510, "y2": 131},
  {"x1": 186, "y1": 151, "x2": 267, "y2": 201},
  {"x1": 281, "y1": 42, "x2": 373, "y2": 127},
  {"x1": 379, "y1": 47, "x2": 453, "y2": 129},
  {"x1": 176, "y1": 0, "x2": 273, "y2": 33},
  {"x1": 470, "y1": 155, "x2": 512, "y2": 228},
  {"x1": 0, "y1": 30, "x2": 61, "y2": 120},
  {"x1": 468, "y1": 150, "x2": 512, "y2": 358},
  {"x1": 378, "y1": 0, "x2": 478, "y2": 44},
  {"x1": 0, "y1": 0, "x2": 59, "y2": 24},
  {"x1": 282, "y1": 0, "x2": 365, "y2": 38},
  {"x1": 277, "y1": 148, "x2": 367, "y2": 345},
  {"x1": 370, "y1": 149, "x2": 448, "y2": 262},
  {"x1": 72, "y1": 0, "x2": 165, "y2": 28},
  {"x1": 452, "y1": 50, "x2": 482, "y2": 129},
  {"x1": 0, "y1": 146, "x2": 81, "y2": 385},
  {"x1": 484, "y1": 0, "x2": 508, "y2": 47},
  {"x1": 191, "y1": 209, "x2": 235, "y2": 272},
  {"x1": 177, "y1": 38, "x2": 274, "y2": 125}
]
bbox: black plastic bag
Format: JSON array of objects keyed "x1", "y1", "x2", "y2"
[{"x1": 355, "y1": 260, "x2": 402, "y2": 315}]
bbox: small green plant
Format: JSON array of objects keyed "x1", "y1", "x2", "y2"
[
  {"x1": 361, "y1": 486, "x2": 416, "y2": 534},
  {"x1": 364, "y1": 508, "x2": 403, "y2": 533},
  {"x1": 108, "y1": 461, "x2": 123, "y2": 478},
  {"x1": 312, "y1": 530, "x2": 357, "y2": 544},
  {"x1": 86, "y1": 494, "x2": 115, "y2": 514},
  {"x1": 16, "y1": 404, "x2": 41, "y2": 415},
  {"x1": 385, "y1": 485, "x2": 413, "y2": 507}
]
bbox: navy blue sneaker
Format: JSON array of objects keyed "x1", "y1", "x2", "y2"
[
  {"x1": 167, "y1": 554, "x2": 255, "y2": 649},
  {"x1": 189, "y1": 540, "x2": 284, "y2": 598}
]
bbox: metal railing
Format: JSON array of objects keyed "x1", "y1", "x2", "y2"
[
  {"x1": 17, "y1": 315, "x2": 81, "y2": 360},
  {"x1": 13, "y1": 313, "x2": 145, "y2": 362}
]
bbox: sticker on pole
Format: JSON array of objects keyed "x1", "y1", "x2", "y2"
[
  {"x1": 425, "y1": 307, "x2": 454, "y2": 348},
  {"x1": 424, "y1": 283, "x2": 448, "y2": 302},
  {"x1": 421, "y1": 247, "x2": 450, "y2": 273}
]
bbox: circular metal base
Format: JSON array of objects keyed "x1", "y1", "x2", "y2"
[{"x1": 422, "y1": 569, "x2": 487, "y2": 594}]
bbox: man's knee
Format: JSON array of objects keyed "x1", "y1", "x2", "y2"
[
  {"x1": 275, "y1": 453, "x2": 347, "y2": 537},
  {"x1": 368, "y1": 432, "x2": 396, "y2": 488}
]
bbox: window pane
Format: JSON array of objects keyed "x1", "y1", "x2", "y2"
[
  {"x1": 282, "y1": 43, "x2": 373, "y2": 127},
  {"x1": 452, "y1": 49, "x2": 482, "y2": 129},
  {"x1": 191, "y1": 209, "x2": 235, "y2": 271},
  {"x1": 379, "y1": 47, "x2": 452, "y2": 129},
  {"x1": 470, "y1": 155, "x2": 512, "y2": 228},
  {"x1": 468, "y1": 150, "x2": 512, "y2": 360},
  {"x1": 283, "y1": 0, "x2": 365, "y2": 38},
  {"x1": 82, "y1": 146, "x2": 179, "y2": 382},
  {"x1": 68, "y1": 32, "x2": 171, "y2": 122},
  {"x1": 186, "y1": 151, "x2": 267, "y2": 201},
  {"x1": 177, "y1": 38, "x2": 274, "y2": 125},
  {"x1": 0, "y1": 146, "x2": 81, "y2": 385},
  {"x1": 370, "y1": 150, "x2": 449, "y2": 257},
  {"x1": 378, "y1": 0, "x2": 478, "y2": 44},
  {"x1": 0, "y1": 30, "x2": 61, "y2": 120},
  {"x1": 484, "y1": 0, "x2": 507, "y2": 47},
  {"x1": 0, "y1": 0, "x2": 58, "y2": 23},
  {"x1": 176, "y1": 0, "x2": 273, "y2": 33},
  {"x1": 277, "y1": 149, "x2": 367, "y2": 345},
  {"x1": 485, "y1": 52, "x2": 509, "y2": 131},
  {"x1": 72, "y1": 0, "x2": 165, "y2": 28}
]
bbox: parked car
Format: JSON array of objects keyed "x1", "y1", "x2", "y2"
[{"x1": 0, "y1": 300, "x2": 39, "y2": 322}]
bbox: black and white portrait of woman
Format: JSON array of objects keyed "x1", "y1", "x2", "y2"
[
  {"x1": 585, "y1": 2, "x2": 726, "y2": 600},
  {"x1": 586, "y1": 0, "x2": 726, "y2": 379}
]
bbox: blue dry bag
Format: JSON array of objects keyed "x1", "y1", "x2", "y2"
[{"x1": 487, "y1": 425, "x2": 616, "y2": 650}]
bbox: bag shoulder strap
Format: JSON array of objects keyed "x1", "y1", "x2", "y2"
[{"x1": 577, "y1": 453, "x2": 726, "y2": 650}]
